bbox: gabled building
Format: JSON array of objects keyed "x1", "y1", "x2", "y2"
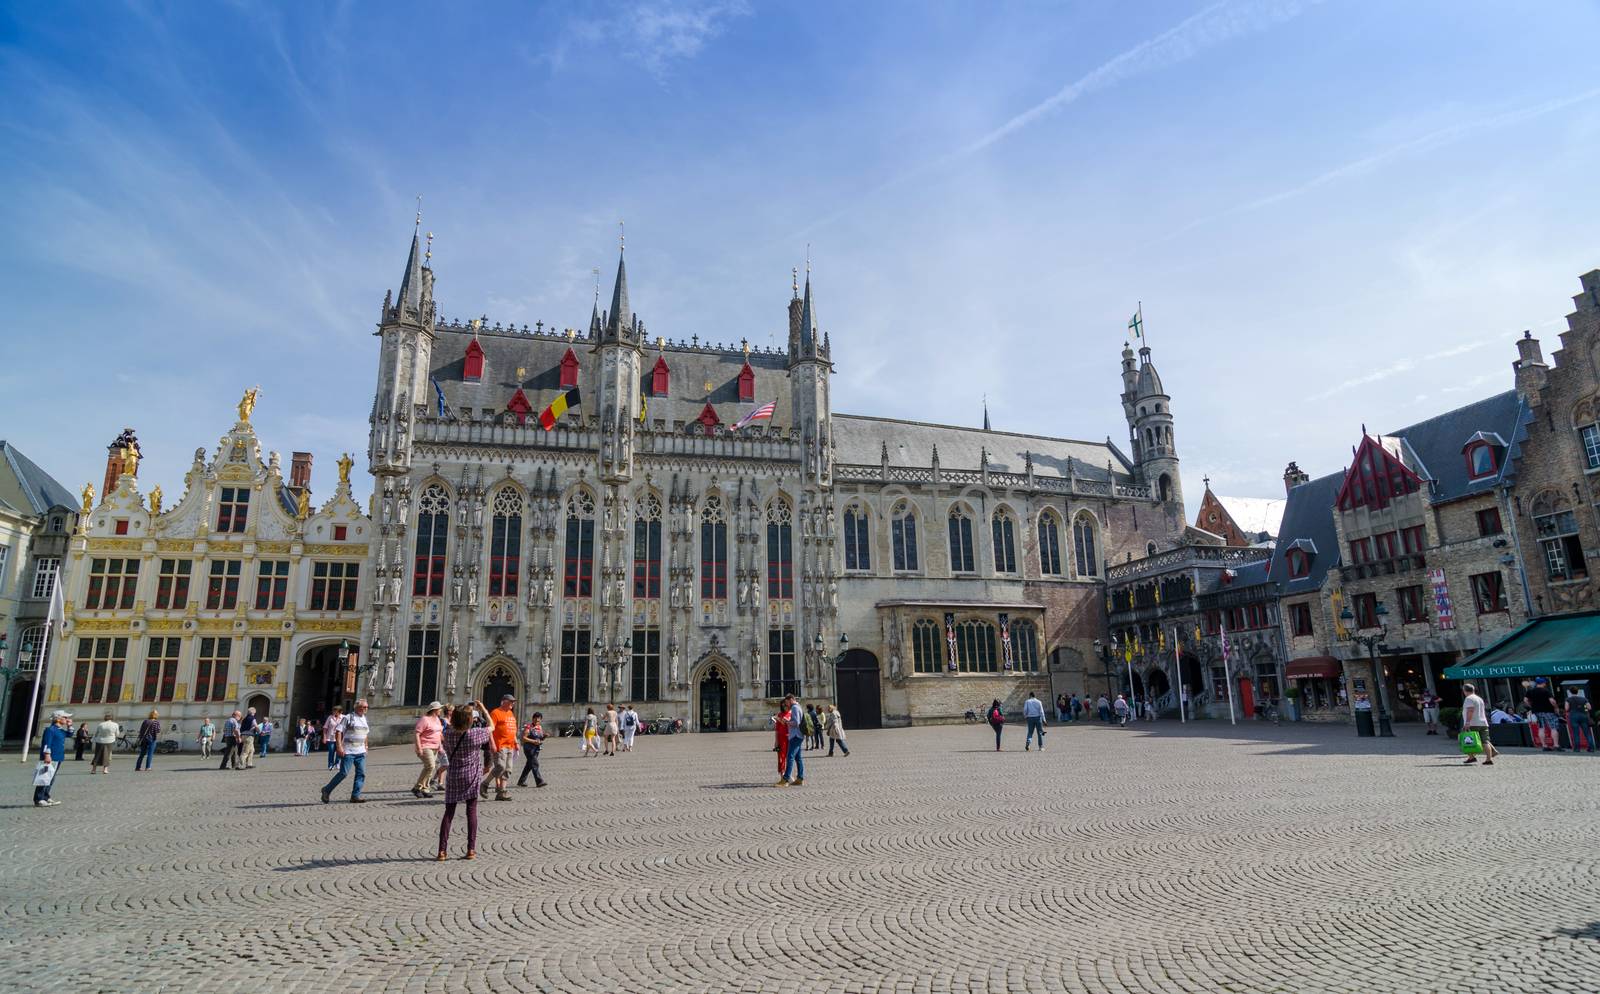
[{"x1": 1193, "y1": 480, "x2": 1284, "y2": 546}]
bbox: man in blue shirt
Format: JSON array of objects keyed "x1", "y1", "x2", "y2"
[
  {"x1": 777, "y1": 695, "x2": 805, "y2": 787},
  {"x1": 1023, "y1": 692, "x2": 1047, "y2": 751},
  {"x1": 35, "y1": 710, "x2": 72, "y2": 806}
]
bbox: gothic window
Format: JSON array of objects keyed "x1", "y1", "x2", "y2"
[
  {"x1": 216, "y1": 486, "x2": 249, "y2": 533},
  {"x1": 767, "y1": 627, "x2": 797, "y2": 697},
  {"x1": 633, "y1": 493, "x2": 663, "y2": 599},
  {"x1": 1158, "y1": 474, "x2": 1172, "y2": 502},
  {"x1": 1038, "y1": 511, "x2": 1062, "y2": 576},
  {"x1": 464, "y1": 339, "x2": 485, "y2": 381},
  {"x1": 403, "y1": 628, "x2": 440, "y2": 707},
  {"x1": 413, "y1": 485, "x2": 449, "y2": 597},
  {"x1": 700, "y1": 493, "x2": 728, "y2": 600},
  {"x1": 843, "y1": 504, "x2": 870, "y2": 571},
  {"x1": 84, "y1": 557, "x2": 139, "y2": 610},
  {"x1": 1073, "y1": 513, "x2": 1099, "y2": 578},
  {"x1": 193, "y1": 637, "x2": 230, "y2": 702},
  {"x1": 489, "y1": 489, "x2": 523, "y2": 597},
  {"x1": 955, "y1": 619, "x2": 997, "y2": 673},
  {"x1": 911, "y1": 618, "x2": 941, "y2": 673},
  {"x1": 947, "y1": 505, "x2": 975, "y2": 573},
  {"x1": 991, "y1": 508, "x2": 1017, "y2": 574},
  {"x1": 70, "y1": 636, "x2": 127, "y2": 704},
  {"x1": 559, "y1": 627, "x2": 591, "y2": 703},
  {"x1": 1011, "y1": 619, "x2": 1039, "y2": 672},
  {"x1": 564, "y1": 490, "x2": 596, "y2": 597},
  {"x1": 892, "y1": 501, "x2": 919, "y2": 571},
  {"x1": 766, "y1": 499, "x2": 793, "y2": 600},
  {"x1": 142, "y1": 637, "x2": 180, "y2": 703},
  {"x1": 631, "y1": 627, "x2": 661, "y2": 701}
]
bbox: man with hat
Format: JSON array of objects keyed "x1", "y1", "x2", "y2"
[
  {"x1": 35, "y1": 710, "x2": 72, "y2": 806},
  {"x1": 485, "y1": 693, "x2": 519, "y2": 801},
  {"x1": 413, "y1": 700, "x2": 445, "y2": 799},
  {"x1": 1524, "y1": 677, "x2": 1564, "y2": 751}
]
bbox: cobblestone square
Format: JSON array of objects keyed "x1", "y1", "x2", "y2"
[{"x1": 3, "y1": 722, "x2": 1598, "y2": 993}]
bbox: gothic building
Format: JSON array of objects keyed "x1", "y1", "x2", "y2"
[{"x1": 359, "y1": 227, "x2": 1186, "y2": 738}]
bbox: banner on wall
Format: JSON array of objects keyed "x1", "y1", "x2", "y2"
[{"x1": 1428, "y1": 568, "x2": 1456, "y2": 630}]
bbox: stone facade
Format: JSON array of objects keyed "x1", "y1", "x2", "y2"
[
  {"x1": 0, "y1": 440, "x2": 78, "y2": 740},
  {"x1": 50, "y1": 402, "x2": 369, "y2": 745},
  {"x1": 357, "y1": 232, "x2": 1185, "y2": 739}
]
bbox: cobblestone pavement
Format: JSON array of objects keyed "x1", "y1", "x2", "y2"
[{"x1": 3, "y1": 721, "x2": 1598, "y2": 993}]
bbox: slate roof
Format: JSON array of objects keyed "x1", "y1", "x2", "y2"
[
  {"x1": 1384, "y1": 389, "x2": 1525, "y2": 503},
  {"x1": 0, "y1": 440, "x2": 76, "y2": 517},
  {"x1": 832, "y1": 416, "x2": 1136, "y2": 481},
  {"x1": 1266, "y1": 470, "x2": 1345, "y2": 597}
]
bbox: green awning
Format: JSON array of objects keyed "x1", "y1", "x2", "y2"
[{"x1": 1443, "y1": 611, "x2": 1600, "y2": 680}]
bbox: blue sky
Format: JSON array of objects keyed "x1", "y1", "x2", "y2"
[{"x1": 3, "y1": 0, "x2": 1598, "y2": 507}]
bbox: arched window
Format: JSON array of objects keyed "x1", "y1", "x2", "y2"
[
  {"x1": 1073, "y1": 513, "x2": 1098, "y2": 578},
  {"x1": 1158, "y1": 474, "x2": 1172, "y2": 501},
  {"x1": 892, "y1": 501, "x2": 919, "y2": 571},
  {"x1": 1011, "y1": 619, "x2": 1039, "y2": 672},
  {"x1": 700, "y1": 493, "x2": 727, "y2": 600},
  {"x1": 18, "y1": 625, "x2": 47, "y2": 672},
  {"x1": 955, "y1": 619, "x2": 997, "y2": 673},
  {"x1": 488, "y1": 489, "x2": 522, "y2": 597},
  {"x1": 844, "y1": 504, "x2": 870, "y2": 571},
  {"x1": 766, "y1": 499, "x2": 793, "y2": 600},
  {"x1": 991, "y1": 508, "x2": 1017, "y2": 573},
  {"x1": 911, "y1": 618, "x2": 941, "y2": 673},
  {"x1": 413, "y1": 485, "x2": 449, "y2": 597},
  {"x1": 1038, "y1": 511, "x2": 1063, "y2": 576},
  {"x1": 564, "y1": 490, "x2": 596, "y2": 597},
  {"x1": 948, "y1": 505, "x2": 975, "y2": 573},
  {"x1": 633, "y1": 493, "x2": 663, "y2": 599}
]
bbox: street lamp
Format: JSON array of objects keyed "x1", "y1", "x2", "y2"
[
  {"x1": 1091, "y1": 639, "x2": 1116, "y2": 699},
  {"x1": 1340, "y1": 601, "x2": 1394, "y2": 737}
]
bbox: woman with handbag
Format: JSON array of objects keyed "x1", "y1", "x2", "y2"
[{"x1": 438, "y1": 700, "x2": 493, "y2": 860}]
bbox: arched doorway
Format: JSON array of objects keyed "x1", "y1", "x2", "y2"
[
  {"x1": 835, "y1": 649, "x2": 882, "y2": 729},
  {"x1": 481, "y1": 664, "x2": 516, "y2": 708},
  {"x1": 697, "y1": 667, "x2": 729, "y2": 731},
  {"x1": 292, "y1": 643, "x2": 345, "y2": 729},
  {"x1": 4, "y1": 680, "x2": 36, "y2": 742},
  {"x1": 1146, "y1": 668, "x2": 1171, "y2": 700}
]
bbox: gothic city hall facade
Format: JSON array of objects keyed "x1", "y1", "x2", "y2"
[{"x1": 361, "y1": 230, "x2": 1187, "y2": 739}]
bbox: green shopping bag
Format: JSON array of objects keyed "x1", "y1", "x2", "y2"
[{"x1": 1458, "y1": 729, "x2": 1484, "y2": 755}]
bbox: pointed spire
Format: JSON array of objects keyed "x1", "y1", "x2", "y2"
[
  {"x1": 983, "y1": 395, "x2": 991, "y2": 431},
  {"x1": 395, "y1": 226, "x2": 424, "y2": 319},
  {"x1": 797, "y1": 271, "x2": 817, "y2": 354},
  {"x1": 605, "y1": 244, "x2": 632, "y2": 340}
]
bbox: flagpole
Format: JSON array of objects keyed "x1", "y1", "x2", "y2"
[
  {"x1": 1221, "y1": 622, "x2": 1237, "y2": 726},
  {"x1": 1125, "y1": 655, "x2": 1136, "y2": 721},
  {"x1": 18, "y1": 584, "x2": 63, "y2": 761},
  {"x1": 1138, "y1": 301, "x2": 1145, "y2": 346},
  {"x1": 1172, "y1": 627, "x2": 1185, "y2": 724}
]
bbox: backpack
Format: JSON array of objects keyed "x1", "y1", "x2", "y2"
[
  {"x1": 990, "y1": 706, "x2": 1003, "y2": 724},
  {"x1": 623, "y1": 711, "x2": 636, "y2": 729}
]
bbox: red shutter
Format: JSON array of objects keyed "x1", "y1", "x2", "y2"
[
  {"x1": 559, "y1": 347, "x2": 580, "y2": 388},
  {"x1": 651, "y1": 356, "x2": 670, "y2": 396},
  {"x1": 463, "y1": 339, "x2": 485, "y2": 381},
  {"x1": 737, "y1": 361, "x2": 755, "y2": 402}
]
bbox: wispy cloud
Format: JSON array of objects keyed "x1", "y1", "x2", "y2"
[
  {"x1": 540, "y1": 1, "x2": 750, "y2": 77},
  {"x1": 1309, "y1": 339, "x2": 1498, "y2": 401}
]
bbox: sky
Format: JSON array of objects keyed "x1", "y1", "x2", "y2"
[{"x1": 3, "y1": 0, "x2": 1598, "y2": 508}]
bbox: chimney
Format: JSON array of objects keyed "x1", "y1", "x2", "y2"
[
  {"x1": 290, "y1": 451, "x2": 313, "y2": 491},
  {"x1": 1283, "y1": 461, "x2": 1309, "y2": 495},
  {"x1": 103, "y1": 427, "x2": 140, "y2": 495},
  {"x1": 1513, "y1": 330, "x2": 1548, "y2": 407}
]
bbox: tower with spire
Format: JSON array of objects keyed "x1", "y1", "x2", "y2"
[
  {"x1": 593, "y1": 239, "x2": 642, "y2": 483},
  {"x1": 787, "y1": 264, "x2": 832, "y2": 486},
  {"x1": 369, "y1": 211, "x2": 437, "y2": 478},
  {"x1": 1120, "y1": 341, "x2": 1183, "y2": 508}
]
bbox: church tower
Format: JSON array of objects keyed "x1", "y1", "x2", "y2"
[
  {"x1": 1121, "y1": 343, "x2": 1182, "y2": 507},
  {"x1": 593, "y1": 244, "x2": 642, "y2": 484},
  {"x1": 787, "y1": 268, "x2": 832, "y2": 486},
  {"x1": 369, "y1": 219, "x2": 436, "y2": 477}
]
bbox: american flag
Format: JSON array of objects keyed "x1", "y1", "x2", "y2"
[{"x1": 732, "y1": 400, "x2": 776, "y2": 431}]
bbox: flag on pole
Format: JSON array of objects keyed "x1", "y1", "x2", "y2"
[
  {"x1": 1220, "y1": 622, "x2": 1237, "y2": 725},
  {"x1": 638, "y1": 391, "x2": 648, "y2": 424},
  {"x1": 538, "y1": 387, "x2": 581, "y2": 431},
  {"x1": 732, "y1": 400, "x2": 776, "y2": 431},
  {"x1": 1127, "y1": 311, "x2": 1142, "y2": 339},
  {"x1": 1173, "y1": 626, "x2": 1186, "y2": 723},
  {"x1": 431, "y1": 378, "x2": 451, "y2": 418}
]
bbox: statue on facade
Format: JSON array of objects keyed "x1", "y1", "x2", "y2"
[
  {"x1": 383, "y1": 653, "x2": 395, "y2": 693},
  {"x1": 80, "y1": 483, "x2": 94, "y2": 515},
  {"x1": 540, "y1": 646, "x2": 552, "y2": 689},
  {"x1": 296, "y1": 489, "x2": 311, "y2": 521},
  {"x1": 669, "y1": 638, "x2": 680, "y2": 687},
  {"x1": 238, "y1": 386, "x2": 259, "y2": 423},
  {"x1": 148, "y1": 485, "x2": 163, "y2": 515}
]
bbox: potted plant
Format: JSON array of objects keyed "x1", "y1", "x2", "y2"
[{"x1": 1440, "y1": 707, "x2": 1462, "y2": 736}]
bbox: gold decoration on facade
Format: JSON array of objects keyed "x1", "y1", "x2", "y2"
[
  {"x1": 149, "y1": 485, "x2": 163, "y2": 514},
  {"x1": 122, "y1": 446, "x2": 140, "y2": 478},
  {"x1": 337, "y1": 453, "x2": 353, "y2": 485},
  {"x1": 81, "y1": 483, "x2": 94, "y2": 514},
  {"x1": 296, "y1": 490, "x2": 311, "y2": 521},
  {"x1": 238, "y1": 386, "x2": 260, "y2": 423}
]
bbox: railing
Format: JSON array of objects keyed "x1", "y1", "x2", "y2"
[
  {"x1": 764, "y1": 679, "x2": 803, "y2": 699},
  {"x1": 831, "y1": 464, "x2": 1152, "y2": 499},
  {"x1": 1107, "y1": 545, "x2": 1272, "y2": 582}
]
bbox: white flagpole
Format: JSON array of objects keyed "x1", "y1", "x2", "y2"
[
  {"x1": 18, "y1": 582, "x2": 65, "y2": 761},
  {"x1": 1173, "y1": 627, "x2": 1186, "y2": 723},
  {"x1": 1221, "y1": 622, "x2": 1237, "y2": 726},
  {"x1": 1125, "y1": 655, "x2": 1136, "y2": 721}
]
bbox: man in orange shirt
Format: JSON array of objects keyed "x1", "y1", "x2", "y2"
[{"x1": 485, "y1": 694, "x2": 519, "y2": 801}]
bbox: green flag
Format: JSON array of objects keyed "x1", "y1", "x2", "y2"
[{"x1": 1127, "y1": 311, "x2": 1143, "y2": 339}]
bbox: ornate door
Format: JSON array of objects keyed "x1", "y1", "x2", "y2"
[
  {"x1": 698, "y1": 670, "x2": 728, "y2": 731},
  {"x1": 835, "y1": 650, "x2": 882, "y2": 729},
  {"x1": 482, "y1": 665, "x2": 515, "y2": 708}
]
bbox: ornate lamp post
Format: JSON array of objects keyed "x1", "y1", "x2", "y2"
[
  {"x1": 1340, "y1": 601, "x2": 1394, "y2": 737},
  {"x1": 595, "y1": 636, "x2": 631, "y2": 699},
  {"x1": 1091, "y1": 639, "x2": 1116, "y2": 700}
]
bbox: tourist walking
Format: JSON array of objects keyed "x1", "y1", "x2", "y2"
[
  {"x1": 1420, "y1": 691, "x2": 1441, "y2": 735},
  {"x1": 320, "y1": 699, "x2": 371, "y2": 804},
  {"x1": 432, "y1": 705, "x2": 452, "y2": 791},
  {"x1": 987, "y1": 698, "x2": 1005, "y2": 751},
  {"x1": 581, "y1": 707, "x2": 599, "y2": 757},
  {"x1": 602, "y1": 703, "x2": 620, "y2": 757},
  {"x1": 438, "y1": 701, "x2": 492, "y2": 860},
  {"x1": 824, "y1": 704, "x2": 850, "y2": 757},
  {"x1": 197, "y1": 716, "x2": 215, "y2": 759},
  {"x1": 73, "y1": 721, "x2": 90, "y2": 761},
  {"x1": 239, "y1": 707, "x2": 258, "y2": 768},
  {"x1": 776, "y1": 694, "x2": 805, "y2": 786},
  {"x1": 34, "y1": 710, "x2": 72, "y2": 807},
  {"x1": 413, "y1": 701, "x2": 444, "y2": 798},
  {"x1": 620, "y1": 704, "x2": 639, "y2": 752},
  {"x1": 90, "y1": 712, "x2": 120, "y2": 774},
  {"x1": 260, "y1": 716, "x2": 275, "y2": 757},
  {"x1": 1113, "y1": 694, "x2": 1131, "y2": 726},
  {"x1": 135, "y1": 709, "x2": 161, "y2": 771},
  {"x1": 518, "y1": 711, "x2": 548, "y2": 787},
  {"x1": 1097, "y1": 695, "x2": 1111, "y2": 723},
  {"x1": 1023, "y1": 691, "x2": 1046, "y2": 752},
  {"x1": 1566, "y1": 686, "x2": 1594, "y2": 753},
  {"x1": 322, "y1": 706, "x2": 343, "y2": 769},
  {"x1": 219, "y1": 710, "x2": 244, "y2": 770},
  {"x1": 1525, "y1": 677, "x2": 1563, "y2": 751},
  {"x1": 1055, "y1": 694, "x2": 1070, "y2": 722},
  {"x1": 486, "y1": 695, "x2": 518, "y2": 800},
  {"x1": 1461, "y1": 682, "x2": 1498, "y2": 766}
]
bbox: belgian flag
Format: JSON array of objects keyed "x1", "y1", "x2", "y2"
[{"x1": 538, "y1": 387, "x2": 581, "y2": 431}]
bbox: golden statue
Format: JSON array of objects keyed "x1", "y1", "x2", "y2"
[
  {"x1": 296, "y1": 489, "x2": 311, "y2": 521},
  {"x1": 238, "y1": 386, "x2": 260, "y2": 423},
  {"x1": 149, "y1": 485, "x2": 163, "y2": 514},
  {"x1": 81, "y1": 483, "x2": 94, "y2": 514},
  {"x1": 122, "y1": 445, "x2": 139, "y2": 479},
  {"x1": 337, "y1": 453, "x2": 354, "y2": 485}
]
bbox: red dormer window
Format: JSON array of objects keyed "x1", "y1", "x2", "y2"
[
  {"x1": 463, "y1": 339, "x2": 485, "y2": 382},
  {"x1": 1464, "y1": 441, "x2": 1496, "y2": 480},
  {"x1": 651, "y1": 356, "x2": 670, "y2": 397},
  {"x1": 737, "y1": 361, "x2": 755, "y2": 403},
  {"x1": 507, "y1": 388, "x2": 533, "y2": 426},
  {"x1": 1286, "y1": 549, "x2": 1309, "y2": 578},
  {"x1": 559, "y1": 347, "x2": 580, "y2": 389},
  {"x1": 696, "y1": 402, "x2": 721, "y2": 437}
]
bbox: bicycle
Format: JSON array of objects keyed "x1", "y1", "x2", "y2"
[{"x1": 1255, "y1": 701, "x2": 1281, "y2": 725}]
